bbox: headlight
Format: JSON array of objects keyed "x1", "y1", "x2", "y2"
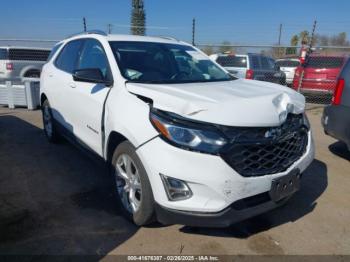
[{"x1": 150, "y1": 109, "x2": 227, "y2": 154}]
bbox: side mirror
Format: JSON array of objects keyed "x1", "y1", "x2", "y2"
[
  {"x1": 73, "y1": 68, "x2": 113, "y2": 86},
  {"x1": 274, "y1": 65, "x2": 281, "y2": 71}
]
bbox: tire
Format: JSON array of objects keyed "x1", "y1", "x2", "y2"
[
  {"x1": 41, "y1": 99, "x2": 60, "y2": 143},
  {"x1": 110, "y1": 141, "x2": 155, "y2": 226}
]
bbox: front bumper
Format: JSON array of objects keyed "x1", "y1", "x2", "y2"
[
  {"x1": 136, "y1": 131, "x2": 314, "y2": 222},
  {"x1": 155, "y1": 194, "x2": 290, "y2": 228}
]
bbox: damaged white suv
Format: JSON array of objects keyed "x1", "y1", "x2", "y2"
[{"x1": 40, "y1": 31, "x2": 315, "y2": 227}]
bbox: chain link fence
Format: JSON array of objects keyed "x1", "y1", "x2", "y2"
[
  {"x1": 198, "y1": 44, "x2": 350, "y2": 105},
  {"x1": 0, "y1": 38, "x2": 349, "y2": 107}
]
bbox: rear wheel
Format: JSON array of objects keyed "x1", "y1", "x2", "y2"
[
  {"x1": 111, "y1": 141, "x2": 155, "y2": 225},
  {"x1": 42, "y1": 100, "x2": 60, "y2": 143}
]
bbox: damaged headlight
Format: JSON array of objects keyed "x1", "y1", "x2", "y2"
[{"x1": 150, "y1": 108, "x2": 227, "y2": 154}]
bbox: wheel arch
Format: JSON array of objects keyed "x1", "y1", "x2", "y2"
[
  {"x1": 23, "y1": 68, "x2": 41, "y2": 78},
  {"x1": 106, "y1": 131, "x2": 128, "y2": 163},
  {"x1": 40, "y1": 93, "x2": 48, "y2": 107}
]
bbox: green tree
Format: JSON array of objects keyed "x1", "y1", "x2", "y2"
[
  {"x1": 299, "y1": 30, "x2": 310, "y2": 45},
  {"x1": 131, "y1": 0, "x2": 146, "y2": 35},
  {"x1": 286, "y1": 34, "x2": 299, "y2": 55},
  {"x1": 291, "y1": 35, "x2": 299, "y2": 46}
]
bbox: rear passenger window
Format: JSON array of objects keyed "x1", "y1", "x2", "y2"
[
  {"x1": 55, "y1": 40, "x2": 84, "y2": 74},
  {"x1": 251, "y1": 56, "x2": 260, "y2": 69}
]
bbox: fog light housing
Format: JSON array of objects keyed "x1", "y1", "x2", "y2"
[{"x1": 160, "y1": 174, "x2": 193, "y2": 201}]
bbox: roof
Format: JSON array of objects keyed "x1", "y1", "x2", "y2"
[{"x1": 66, "y1": 32, "x2": 187, "y2": 45}]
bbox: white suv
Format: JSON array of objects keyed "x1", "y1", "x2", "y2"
[{"x1": 40, "y1": 31, "x2": 315, "y2": 227}]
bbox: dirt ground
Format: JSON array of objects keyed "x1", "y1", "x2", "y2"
[{"x1": 0, "y1": 105, "x2": 349, "y2": 257}]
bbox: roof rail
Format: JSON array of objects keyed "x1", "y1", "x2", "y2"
[
  {"x1": 66, "y1": 30, "x2": 107, "y2": 39},
  {"x1": 156, "y1": 36, "x2": 179, "y2": 42}
]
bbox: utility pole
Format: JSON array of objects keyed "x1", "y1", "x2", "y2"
[
  {"x1": 278, "y1": 23, "x2": 282, "y2": 46},
  {"x1": 309, "y1": 20, "x2": 317, "y2": 51},
  {"x1": 107, "y1": 23, "x2": 113, "y2": 34},
  {"x1": 83, "y1": 17, "x2": 87, "y2": 32},
  {"x1": 278, "y1": 23, "x2": 282, "y2": 58},
  {"x1": 192, "y1": 18, "x2": 196, "y2": 46},
  {"x1": 298, "y1": 20, "x2": 317, "y2": 92}
]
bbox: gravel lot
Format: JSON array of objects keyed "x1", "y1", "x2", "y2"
[{"x1": 0, "y1": 105, "x2": 349, "y2": 256}]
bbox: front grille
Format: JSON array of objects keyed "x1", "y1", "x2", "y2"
[{"x1": 220, "y1": 114, "x2": 308, "y2": 177}]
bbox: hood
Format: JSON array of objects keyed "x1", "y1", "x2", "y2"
[{"x1": 126, "y1": 79, "x2": 305, "y2": 127}]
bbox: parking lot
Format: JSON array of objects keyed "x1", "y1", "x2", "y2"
[{"x1": 0, "y1": 105, "x2": 349, "y2": 256}]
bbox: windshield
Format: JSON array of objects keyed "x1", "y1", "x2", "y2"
[{"x1": 109, "y1": 41, "x2": 232, "y2": 84}]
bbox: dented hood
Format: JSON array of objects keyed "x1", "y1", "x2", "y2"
[{"x1": 126, "y1": 79, "x2": 305, "y2": 127}]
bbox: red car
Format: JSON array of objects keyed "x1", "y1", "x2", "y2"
[{"x1": 292, "y1": 55, "x2": 347, "y2": 95}]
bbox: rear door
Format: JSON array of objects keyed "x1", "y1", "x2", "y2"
[
  {"x1": 215, "y1": 55, "x2": 247, "y2": 78},
  {"x1": 69, "y1": 38, "x2": 113, "y2": 155},
  {"x1": 49, "y1": 39, "x2": 84, "y2": 129}
]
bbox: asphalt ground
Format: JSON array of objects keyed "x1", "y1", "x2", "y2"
[{"x1": 0, "y1": 105, "x2": 349, "y2": 257}]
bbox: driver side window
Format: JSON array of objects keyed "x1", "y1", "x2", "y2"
[{"x1": 77, "y1": 39, "x2": 111, "y2": 80}]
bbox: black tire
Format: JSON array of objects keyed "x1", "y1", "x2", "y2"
[
  {"x1": 41, "y1": 99, "x2": 60, "y2": 143},
  {"x1": 110, "y1": 141, "x2": 155, "y2": 226}
]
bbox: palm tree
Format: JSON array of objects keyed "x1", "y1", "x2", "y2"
[
  {"x1": 299, "y1": 31, "x2": 309, "y2": 45},
  {"x1": 286, "y1": 35, "x2": 299, "y2": 55},
  {"x1": 291, "y1": 35, "x2": 299, "y2": 46},
  {"x1": 131, "y1": 0, "x2": 146, "y2": 35}
]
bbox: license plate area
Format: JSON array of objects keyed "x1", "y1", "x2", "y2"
[{"x1": 269, "y1": 169, "x2": 301, "y2": 202}]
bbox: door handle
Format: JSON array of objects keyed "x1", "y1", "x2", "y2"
[{"x1": 69, "y1": 83, "x2": 76, "y2": 88}]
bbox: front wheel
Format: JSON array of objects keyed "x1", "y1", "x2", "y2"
[{"x1": 111, "y1": 141, "x2": 155, "y2": 226}]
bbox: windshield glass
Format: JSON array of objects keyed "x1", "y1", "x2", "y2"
[{"x1": 109, "y1": 41, "x2": 232, "y2": 84}]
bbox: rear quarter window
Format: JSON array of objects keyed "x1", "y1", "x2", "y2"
[
  {"x1": 47, "y1": 43, "x2": 63, "y2": 61},
  {"x1": 216, "y1": 56, "x2": 247, "y2": 68}
]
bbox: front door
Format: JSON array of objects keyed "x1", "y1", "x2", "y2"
[{"x1": 69, "y1": 38, "x2": 113, "y2": 156}]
